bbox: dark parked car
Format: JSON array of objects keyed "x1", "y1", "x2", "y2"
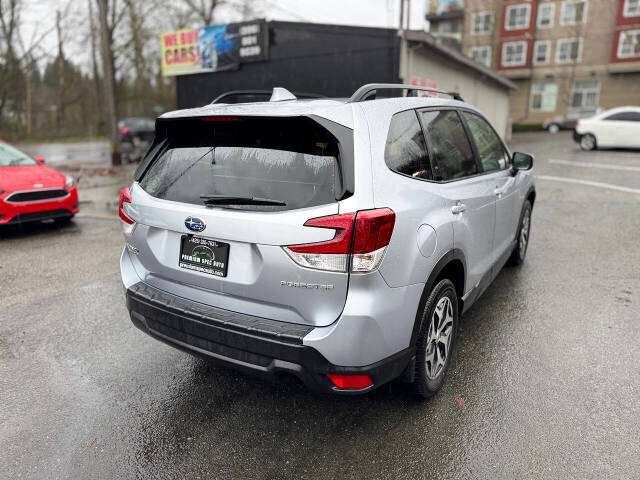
[
  {"x1": 118, "y1": 117, "x2": 155, "y2": 163},
  {"x1": 542, "y1": 110, "x2": 599, "y2": 133}
]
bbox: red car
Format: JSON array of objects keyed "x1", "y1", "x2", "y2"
[{"x1": 0, "y1": 140, "x2": 79, "y2": 225}]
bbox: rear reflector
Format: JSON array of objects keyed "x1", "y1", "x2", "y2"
[
  {"x1": 327, "y1": 374, "x2": 373, "y2": 390},
  {"x1": 283, "y1": 208, "x2": 395, "y2": 273}
]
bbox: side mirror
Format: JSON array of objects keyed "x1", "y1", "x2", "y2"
[
  {"x1": 33, "y1": 156, "x2": 45, "y2": 165},
  {"x1": 511, "y1": 152, "x2": 533, "y2": 174}
]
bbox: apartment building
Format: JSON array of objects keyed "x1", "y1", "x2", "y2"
[{"x1": 427, "y1": 0, "x2": 640, "y2": 125}]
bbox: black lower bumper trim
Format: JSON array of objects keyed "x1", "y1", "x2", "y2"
[
  {"x1": 572, "y1": 130, "x2": 581, "y2": 143},
  {"x1": 126, "y1": 282, "x2": 413, "y2": 394},
  {"x1": 5, "y1": 209, "x2": 73, "y2": 224}
]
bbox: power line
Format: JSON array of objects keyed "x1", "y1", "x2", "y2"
[{"x1": 258, "y1": 0, "x2": 313, "y2": 22}]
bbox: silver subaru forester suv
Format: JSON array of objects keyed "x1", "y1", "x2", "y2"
[{"x1": 120, "y1": 84, "x2": 535, "y2": 398}]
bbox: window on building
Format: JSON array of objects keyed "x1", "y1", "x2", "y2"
[
  {"x1": 618, "y1": 30, "x2": 640, "y2": 59},
  {"x1": 556, "y1": 38, "x2": 583, "y2": 63},
  {"x1": 419, "y1": 110, "x2": 478, "y2": 181},
  {"x1": 623, "y1": 0, "x2": 640, "y2": 17},
  {"x1": 502, "y1": 41, "x2": 528, "y2": 67},
  {"x1": 471, "y1": 11, "x2": 492, "y2": 35},
  {"x1": 434, "y1": 0, "x2": 464, "y2": 14},
  {"x1": 571, "y1": 80, "x2": 599, "y2": 112},
  {"x1": 384, "y1": 110, "x2": 432, "y2": 180},
  {"x1": 530, "y1": 83, "x2": 558, "y2": 112},
  {"x1": 470, "y1": 46, "x2": 492, "y2": 67},
  {"x1": 461, "y1": 112, "x2": 509, "y2": 172},
  {"x1": 505, "y1": 4, "x2": 532, "y2": 30},
  {"x1": 537, "y1": 3, "x2": 556, "y2": 28},
  {"x1": 438, "y1": 19, "x2": 461, "y2": 34},
  {"x1": 533, "y1": 41, "x2": 551, "y2": 65},
  {"x1": 561, "y1": 0, "x2": 588, "y2": 25}
]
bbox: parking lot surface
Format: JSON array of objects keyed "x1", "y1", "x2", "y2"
[{"x1": 1, "y1": 132, "x2": 639, "y2": 479}]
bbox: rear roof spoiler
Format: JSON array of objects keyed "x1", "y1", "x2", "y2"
[{"x1": 211, "y1": 89, "x2": 325, "y2": 104}]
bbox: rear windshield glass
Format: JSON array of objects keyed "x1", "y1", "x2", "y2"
[{"x1": 139, "y1": 117, "x2": 341, "y2": 211}]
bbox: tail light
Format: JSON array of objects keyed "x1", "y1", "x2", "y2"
[
  {"x1": 119, "y1": 126, "x2": 131, "y2": 134},
  {"x1": 283, "y1": 208, "x2": 395, "y2": 273},
  {"x1": 118, "y1": 187, "x2": 136, "y2": 235}
]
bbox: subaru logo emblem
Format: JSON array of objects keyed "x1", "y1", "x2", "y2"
[{"x1": 185, "y1": 216, "x2": 206, "y2": 232}]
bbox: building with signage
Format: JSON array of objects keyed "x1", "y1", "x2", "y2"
[
  {"x1": 166, "y1": 20, "x2": 516, "y2": 138},
  {"x1": 427, "y1": 0, "x2": 640, "y2": 126}
]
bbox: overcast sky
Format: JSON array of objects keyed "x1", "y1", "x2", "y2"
[
  {"x1": 20, "y1": 0, "x2": 428, "y2": 69},
  {"x1": 254, "y1": 0, "x2": 427, "y2": 29}
]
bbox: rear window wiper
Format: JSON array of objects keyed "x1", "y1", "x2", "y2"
[{"x1": 200, "y1": 195, "x2": 287, "y2": 207}]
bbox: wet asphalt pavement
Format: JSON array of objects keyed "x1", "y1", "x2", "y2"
[{"x1": 1, "y1": 132, "x2": 639, "y2": 479}]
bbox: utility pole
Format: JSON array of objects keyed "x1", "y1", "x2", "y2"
[{"x1": 398, "y1": 0, "x2": 411, "y2": 83}]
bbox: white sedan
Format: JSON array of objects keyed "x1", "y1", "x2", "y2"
[{"x1": 573, "y1": 106, "x2": 640, "y2": 151}]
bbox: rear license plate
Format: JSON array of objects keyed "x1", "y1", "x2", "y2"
[{"x1": 179, "y1": 235, "x2": 229, "y2": 277}]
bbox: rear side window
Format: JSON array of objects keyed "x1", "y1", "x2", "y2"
[
  {"x1": 462, "y1": 112, "x2": 509, "y2": 172},
  {"x1": 384, "y1": 110, "x2": 431, "y2": 180},
  {"x1": 604, "y1": 111, "x2": 640, "y2": 122},
  {"x1": 419, "y1": 110, "x2": 477, "y2": 181},
  {"x1": 139, "y1": 117, "x2": 342, "y2": 211}
]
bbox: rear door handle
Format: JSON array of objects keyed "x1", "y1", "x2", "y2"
[{"x1": 451, "y1": 203, "x2": 466, "y2": 214}]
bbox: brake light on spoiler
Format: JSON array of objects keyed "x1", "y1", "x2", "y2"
[
  {"x1": 283, "y1": 208, "x2": 395, "y2": 273},
  {"x1": 201, "y1": 116, "x2": 240, "y2": 122}
]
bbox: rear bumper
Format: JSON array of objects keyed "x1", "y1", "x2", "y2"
[
  {"x1": 0, "y1": 187, "x2": 79, "y2": 224},
  {"x1": 126, "y1": 282, "x2": 412, "y2": 394}
]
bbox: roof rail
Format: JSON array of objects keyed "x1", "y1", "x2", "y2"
[{"x1": 347, "y1": 83, "x2": 464, "y2": 103}]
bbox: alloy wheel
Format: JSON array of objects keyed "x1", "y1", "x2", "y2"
[
  {"x1": 580, "y1": 135, "x2": 595, "y2": 150},
  {"x1": 424, "y1": 296, "x2": 454, "y2": 380},
  {"x1": 519, "y1": 208, "x2": 531, "y2": 259}
]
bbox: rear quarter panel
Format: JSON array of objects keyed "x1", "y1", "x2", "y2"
[{"x1": 358, "y1": 100, "x2": 455, "y2": 289}]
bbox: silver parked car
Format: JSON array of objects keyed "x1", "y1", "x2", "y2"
[{"x1": 119, "y1": 84, "x2": 535, "y2": 398}]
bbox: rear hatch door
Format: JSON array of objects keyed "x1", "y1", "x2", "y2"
[{"x1": 128, "y1": 115, "x2": 352, "y2": 327}]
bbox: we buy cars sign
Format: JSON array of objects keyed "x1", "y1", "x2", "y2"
[{"x1": 161, "y1": 20, "x2": 269, "y2": 76}]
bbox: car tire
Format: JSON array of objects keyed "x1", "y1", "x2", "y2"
[
  {"x1": 547, "y1": 123, "x2": 560, "y2": 134},
  {"x1": 579, "y1": 133, "x2": 597, "y2": 151},
  {"x1": 508, "y1": 200, "x2": 532, "y2": 266},
  {"x1": 412, "y1": 278, "x2": 459, "y2": 399}
]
